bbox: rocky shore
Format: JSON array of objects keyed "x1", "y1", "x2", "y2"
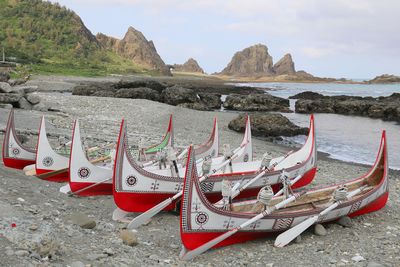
[
  {"x1": 291, "y1": 91, "x2": 400, "y2": 122},
  {"x1": 0, "y1": 75, "x2": 399, "y2": 266}
]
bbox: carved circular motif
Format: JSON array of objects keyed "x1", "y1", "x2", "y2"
[
  {"x1": 126, "y1": 175, "x2": 137, "y2": 186},
  {"x1": 11, "y1": 147, "x2": 20, "y2": 156},
  {"x1": 243, "y1": 153, "x2": 249, "y2": 162},
  {"x1": 42, "y1": 156, "x2": 53, "y2": 167},
  {"x1": 78, "y1": 167, "x2": 91, "y2": 179},
  {"x1": 195, "y1": 212, "x2": 209, "y2": 226}
]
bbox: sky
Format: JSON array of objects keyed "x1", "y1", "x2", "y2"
[{"x1": 54, "y1": 0, "x2": 400, "y2": 79}]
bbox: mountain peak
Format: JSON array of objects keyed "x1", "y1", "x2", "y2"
[{"x1": 172, "y1": 58, "x2": 204, "y2": 73}]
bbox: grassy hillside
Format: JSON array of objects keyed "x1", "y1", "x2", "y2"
[{"x1": 0, "y1": 0, "x2": 149, "y2": 76}]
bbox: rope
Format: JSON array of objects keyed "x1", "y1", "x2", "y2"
[
  {"x1": 257, "y1": 185, "x2": 274, "y2": 206},
  {"x1": 260, "y1": 152, "x2": 273, "y2": 169},
  {"x1": 333, "y1": 186, "x2": 348, "y2": 201}
]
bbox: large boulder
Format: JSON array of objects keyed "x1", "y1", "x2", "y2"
[
  {"x1": 0, "y1": 72, "x2": 10, "y2": 82},
  {"x1": 115, "y1": 80, "x2": 166, "y2": 93},
  {"x1": 0, "y1": 93, "x2": 21, "y2": 104},
  {"x1": 198, "y1": 93, "x2": 222, "y2": 109},
  {"x1": 72, "y1": 83, "x2": 115, "y2": 96},
  {"x1": 26, "y1": 93, "x2": 41, "y2": 105},
  {"x1": 289, "y1": 91, "x2": 324, "y2": 100},
  {"x1": 229, "y1": 113, "x2": 309, "y2": 137},
  {"x1": 115, "y1": 87, "x2": 161, "y2": 101},
  {"x1": 161, "y1": 85, "x2": 198, "y2": 105},
  {"x1": 17, "y1": 97, "x2": 33, "y2": 110},
  {"x1": 0, "y1": 82, "x2": 12, "y2": 93},
  {"x1": 223, "y1": 93, "x2": 290, "y2": 112}
]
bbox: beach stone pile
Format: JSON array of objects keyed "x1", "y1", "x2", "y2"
[
  {"x1": 291, "y1": 91, "x2": 400, "y2": 122},
  {"x1": 228, "y1": 113, "x2": 309, "y2": 137},
  {"x1": 0, "y1": 72, "x2": 45, "y2": 111}
]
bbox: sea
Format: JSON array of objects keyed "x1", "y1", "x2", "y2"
[{"x1": 238, "y1": 82, "x2": 400, "y2": 170}]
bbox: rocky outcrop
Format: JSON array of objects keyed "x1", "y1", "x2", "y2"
[
  {"x1": 368, "y1": 74, "x2": 400, "y2": 84},
  {"x1": 223, "y1": 93, "x2": 291, "y2": 112},
  {"x1": 293, "y1": 91, "x2": 400, "y2": 121},
  {"x1": 273, "y1": 54, "x2": 295, "y2": 75},
  {"x1": 72, "y1": 80, "x2": 222, "y2": 111},
  {"x1": 289, "y1": 91, "x2": 324, "y2": 100},
  {"x1": 0, "y1": 82, "x2": 43, "y2": 110},
  {"x1": 172, "y1": 58, "x2": 205, "y2": 73},
  {"x1": 229, "y1": 113, "x2": 308, "y2": 137},
  {"x1": 96, "y1": 27, "x2": 171, "y2": 75},
  {"x1": 219, "y1": 44, "x2": 274, "y2": 76}
]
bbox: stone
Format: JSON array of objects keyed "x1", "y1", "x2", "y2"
[
  {"x1": 120, "y1": 229, "x2": 138, "y2": 246},
  {"x1": 86, "y1": 253, "x2": 107, "y2": 261},
  {"x1": 273, "y1": 53, "x2": 296, "y2": 75},
  {"x1": 314, "y1": 224, "x2": 327, "y2": 236},
  {"x1": 337, "y1": 216, "x2": 353, "y2": 227},
  {"x1": 26, "y1": 93, "x2": 41, "y2": 104},
  {"x1": 15, "y1": 250, "x2": 29, "y2": 257},
  {"x1": 0, "y1": 93, "x2": 21, "y2": 104},
  {"x1": 223, "y1": 93, "x2": 290, "y2": 112},
  {"x1": 70, "y1": 212, "x2": 96, "y2": 229},
  {"x1": 289, "y1": 91, "x2": 324, "y2": 100},
  {"x1": 0, "y1": 103, "x2": 13, "y2": 109},
  {"x1": 5, "y1": 249, "x2": 14, "y2": 256},
  {"x1": 161, "y1": 85, "x2": 197, "y2": 106},
  {"x1": 115, "y1": 87, "x2": 160, "y2": 101},
  {"x1": 17, "y1": 97, "x2": 33, "y2": 110},
  {"x1": 32, "y1": 102, "x2": 49, "y2": 112},
  {"x1": 29, "y1": 224, "x2": 38, "y2": 231},
  {"x1": 367, "y1": 262, "x2": 384, "y2": 267},
  {"x1": 70, "y1": 261, "x2": 85, "y2": 267},
  {"x1": 0, "y1": 72, "x2": 10, "y2": 82},
  {"x1": 103, "y1": 248, "x2": 115, "y2": 256},
  {"x1": 0, "y1": 81, "x2": 12, "y2": 93},
  {"x1": 228, "y1": 113, "x2": 309, "y2": 137},
  {"x1": 295, "y1": 235, "x2": 302, "y2": 243},
  {"x1": 30, "y1": 252, "x2": 42, "y2": 260},
  {"x1": 351, "y1": 255, "x2": 365, "y2": 262},
  {"x1": 149, "y1": 254, "x2": 159, "y2": 261}
]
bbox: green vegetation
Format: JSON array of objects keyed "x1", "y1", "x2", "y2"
[{"x1": 0, "y1": 0, "x2": 149, "y2": 76}]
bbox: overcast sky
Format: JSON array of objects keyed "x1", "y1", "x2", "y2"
[{"x1": 54, "y1": 0, "x2": 399, "y2": 79}]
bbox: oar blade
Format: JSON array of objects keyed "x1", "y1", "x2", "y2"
[
  {"x1": 112, "y1": 207, "x2": 130, "y2": 222},
  {"x1": 127, "y1": 198, "x2": 173, "y2": 229},
  {"x1": 274, "y1": 215, "x2": 318, "y2": 247},
  {"x1": 180, "y1": 229, "x2": 238, "y2": 261}
]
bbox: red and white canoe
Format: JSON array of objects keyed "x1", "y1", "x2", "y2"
[
  {"x1": 112, "y1": 115, "x2": 317, "y2": 213},
  {"x1": 35, "y1": 116, "x2": 70, "y2": 182},
  {"x1": 62, "y1": 117, "x2": 220, "y2": 196},
  {"x1": 179, "y1": 131, "x2": 388, "y2": 257},
  {"x1": 2, "y1": 109, "x2": 36, "y2": 169}
]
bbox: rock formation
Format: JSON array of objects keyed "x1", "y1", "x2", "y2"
[
  {"x1": 293, "y1": 91, "x2": 400, "y2": 122},
  {"x1": 229, "y1": 113, "x2": 309, "y2": 137},
  {"x1": 96, "y1": 27, "x2": 171, "y2": 75},
  {"x1": 172, "y1": 58, "x2": 205, "y2": 73},
  {"x1": 219, "y1": 44, "x2": 274, "y2": 76},
  {"x1": 223, "y1": 93, "x2": 291, "y2": 112},
  {"x1": 273, "y1": 54, "x2": 295, "y2": 75},
  {"x1": 368, "y1": 74, "x2": 400, "y2": 84}
]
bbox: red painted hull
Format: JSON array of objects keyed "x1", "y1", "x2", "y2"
[
  {"x1": 114, "y1": 167, "x2": 317, "y2": 213},
  {"x1": 70, "y1": 181, "x2": 113, "y2": 196},
  {"x1": 3, "y1": 158, "x2": 35, "y2": 170},
  {"x1": 36, "y1": 168, "x2": 69, "y2": 183},
  {"x1": 181, "y1": 190, "x2": 389, "y2": 250}
]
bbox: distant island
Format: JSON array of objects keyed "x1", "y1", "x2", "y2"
[{"x1": 0, "y1": 0, "x2": 399, "y2": 84}]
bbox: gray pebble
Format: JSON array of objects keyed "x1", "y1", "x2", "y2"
[
  {"x1": 367, "y1": 262, "x2": 384, "y2": 267},
  {"x1": 314, "y1": 224, "x2": 327, "y2": 236},
  {"x1": 337, "y1": 216, "x2": 353, "y2": 227},
  {"x1": 70, "y1": 261, "x2": 86, "y2": 267},
  {"x1": 71, "y1": 212, "x2": 96, "y2": 229},
  {"x1": 15, "y1": 250, "x2": 29, "y2": 257}
]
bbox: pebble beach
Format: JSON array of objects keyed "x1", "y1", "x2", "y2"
[{"x1": 1, "y1": 76, "x2": 399, "y2": 267}]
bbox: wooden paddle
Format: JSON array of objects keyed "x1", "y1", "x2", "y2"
[
  {"x1": 274, "y1": 185, "x2": 368, "y2": 247},
  {"x1": 125, "y1": 144, "x2": 246, "y2": 229},
  {"x1": 180, "y1": 191, "x2": 306, "y2": 260},
  {"x1": 36, "y1": 155, "x2": 111, "y2": 180}
]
